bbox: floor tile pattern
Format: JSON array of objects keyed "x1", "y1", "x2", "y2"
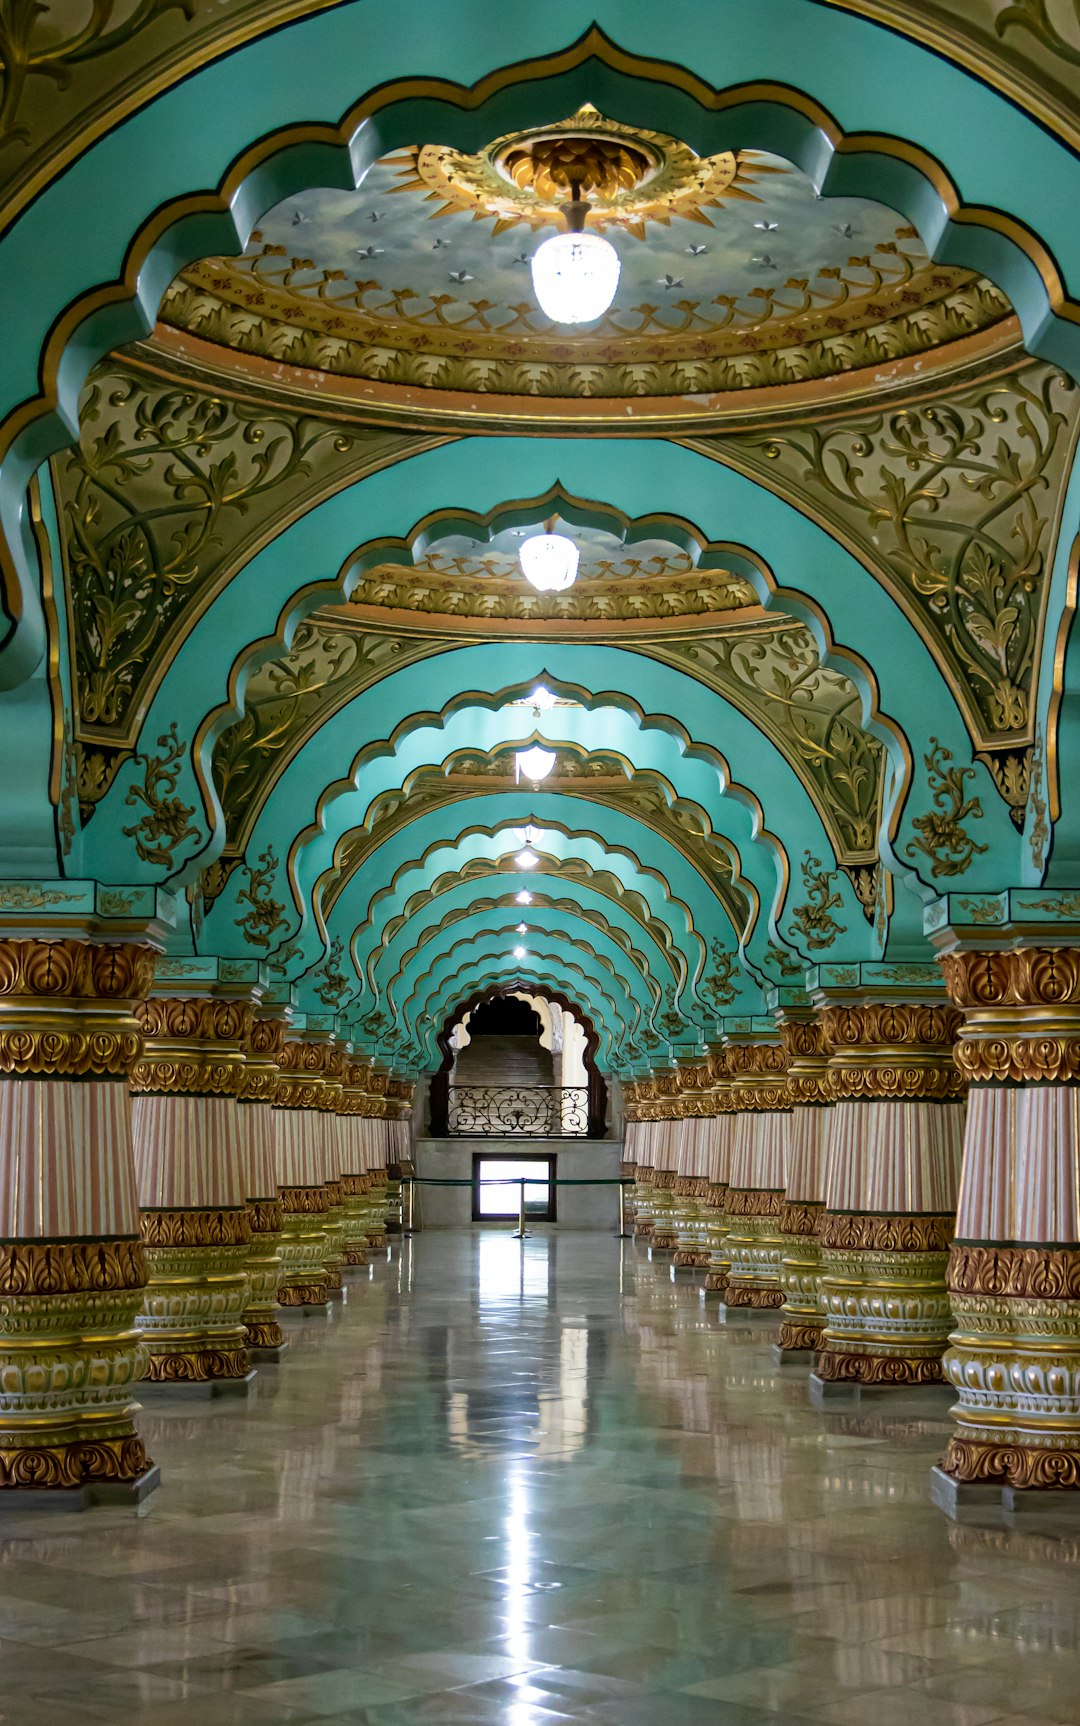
[{"x1": 0, "y1": 1231, "x2": 1078, "y2": 1723}]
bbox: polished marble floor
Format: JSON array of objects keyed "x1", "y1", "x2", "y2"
[{"x1": 2, "y1": 1231, "x2": 1080, "y2": 1725}]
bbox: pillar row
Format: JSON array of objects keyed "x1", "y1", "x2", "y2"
[
  {"x1": 337, "y1": 1062, "x2": 373, "y2": 1269},
  {"x1": 131, "y1": 984, "x2": 253, "y2": 1384},
  {"x1": 673, "y1": 1060, "x2": 714, "y2": 1269},
  {"x1": 814, "y1": 993, "x2": 966, "y2": 1387},
  {"x1": 274, "y1": 1037, "x2": 332, "y2": 1308},
  {"x1": 0, "y1": 933, "x2": 157, "y2": 1493},
  {"x1": 703, "y1": 1050, "x2": 735, "y2": 1295},
  {"x1": 935, "y1": 918, "x2": 1080, "y2": 1491}
]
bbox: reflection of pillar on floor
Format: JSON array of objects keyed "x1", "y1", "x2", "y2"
[
  {"x1": 814, "y1": 986, "x2": 965, "y2": 1389},
  {"x1": 703, "y1": 1049, "x2": 734, "y2": 1294},
  {"x1": 131, "y1": 962, "x2": 254, "y2": 1387},
  {"x1": 775, "y1": 1008, "x2": 830, "y2": 1355},
  {"x1": 238, "y1": 1006, "x2": 287, "y2": 1355},
  {"x1": 724, "y1": 1037, "x2": 789, "y2": 1310},
  {"x1": 934, "y1": 909, "x2": 1080, "y2": 1493},
  {"x1": 0, "y1": 927, "x2": 159, "y2": 1498},
  {"x1": 274, "y1": 1032, "x2": 331, "y2": 1308},
  {"x1": 338, "y1": 1062, "x2": 372, "y2": 1268},
  {"x1": 620, "y1": 1105, "x2": 639, "y2": 1229}
]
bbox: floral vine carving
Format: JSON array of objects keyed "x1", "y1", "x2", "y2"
[
  {"x1": 233, "y1": 846, "x2": 289, "y2": 948},
  {"x1": 789, "y1": 851, "x2": 846, "y2": 951},
  {"x1": 1027, "y1": 726, "x2": 1050, "y2": 873},
  {"x1": 997, "y1": 0, "x2": 1080, "y2": 66},
  {"x1": 122, "y1": 722, "x2": 197, "y2": 869},
  {"x1": 905, "y1": 738, "x2": 988, "y2": 878},
  {"x1": 0, "y1": 1, "x2": 193, "y2": 158},
  {"x1": 702, "y1": 943, "x2": 738, "y2": 1006},
  {"x1": 314, "y1": 937, "x2": 351, "y2": 1008},
  {"x1": 724, "y1": 364, "x2": 1075, "y2": 807}
]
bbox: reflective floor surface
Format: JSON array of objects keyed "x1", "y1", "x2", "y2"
[{"x1": 1, "y1": 1231, "x2": 1079, "y2": 1725}]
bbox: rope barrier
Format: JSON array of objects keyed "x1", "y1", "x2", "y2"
[{"x1": 400, "y1": 1175, "x2": 634, "y2": 1239}]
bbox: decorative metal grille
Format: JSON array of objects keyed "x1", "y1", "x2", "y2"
[{"x1": 446, "y1": 1086, "x2": 589, "y2": 1136}]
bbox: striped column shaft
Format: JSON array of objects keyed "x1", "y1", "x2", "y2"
[
  {"x1": 776, "y1": 1013, "x2": 831, "y2": 1354},
  {"x1": 0, "y1": 937, "x2": 157, "y2": 1493},
  {"x1": 237, "y1": 1011, "x2": 286, "y2": 1351},
  {"x1": 364, "y1": 1076, "x2": 392, "y2": 1249},
  {"x1": 317, "y1": 1051, "x2": 347, "y2": 1294},
  {"x1": 274, "y1": 1039, "x2": 332, "y2": 1307},
  {"x1": 131, "y1": 994, "x2": 253, "y2": 1384},
  {"x1": 337, "y1": 1063, "x2": 374, "y2": 1268},
  {"x1": 648, "y1": 1103, "x2": 680, "y2": 1253},
  {"x1": 724, "y1": 1039, "x2": 789, "y2": 1310},
  {"x1": 815, "y1": 1000, "x2": 965, "y2": 1387},
  {"x1": 632, "y1": 1100, "x2": 659, "y2": 1239},
  {"x1": 937, "y1": 941, "x2": 1080, "y2": 1490},
  {"x1": 701, "y1": 1050, "x2": 734, "y2": 1293}
]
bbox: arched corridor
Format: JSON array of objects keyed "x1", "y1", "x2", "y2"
[{"x1": 3, "y1": 2, "x2": 1080, "y2": 1715}]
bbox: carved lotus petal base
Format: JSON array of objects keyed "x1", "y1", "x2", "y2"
[
  {"x1": 725, "y1": 1285, "x2": 785, "y2": 1309},
  {"x1": 815, "y1": 1347, "x2": 946, "y2": 1385},
  {"x1": 278, "y1": 1282, "x2": 329, "y2": 1307},
  {"x1": 244, "y1": 1318, "x2": 285, "y2": 1350},
  {"x1": 704, "y1": 1269, "x2": 729, "y2": 1293},
  {"x1": 0, "y1": 1433, "x2": 151, "y2": 1491},
  {"x1": 342, "y1": 1246, "x2": 370, "y2": 1267},
  {"x1": 650, "y1": 1232, "x2": 677, "y2": 1253},
  {"x1": 778, "y1": 1318, "x2": 826, "y2": 1353},
  {"x1": 144, "y1": 1348, "x2": 250, "y2": 1383},
  {"x1": 941, "y1": 1435, "x2": 1080, "y2": 1490}
]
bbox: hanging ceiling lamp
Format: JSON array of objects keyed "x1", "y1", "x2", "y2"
[
  {"x1": 518, "y1": 533, "x2": 579, "y2": 593},
  {"x1": 505, "y1": 125, "x2": 650, "y2": 326},
  {"x1": 515, "y1": 744, "x2": 556, "y2": 783},
  {"x1": 513, "y1": 944, "x2": 527, "y2": 959},
  {"x1": 514, "y1": 848, "x2": 539, "y2": 868},
  {"x1": 515, "y1": 889, "x2": 533, "y2": 905}
]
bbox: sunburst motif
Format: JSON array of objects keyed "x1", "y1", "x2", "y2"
[{"x1": 382, "y1": 107, "x2": 786, "y2": 241}]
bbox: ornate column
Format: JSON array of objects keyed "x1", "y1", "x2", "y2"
[
  {"x1": 811, "y1": 966, "x2": 965, "y2": 1393},
  {"x1": 364, "y1": 1073, "x2": 391, "y2": 1251},
  {"x1": 648, "y1": 1072, "x2": 680, "y2": 1252},
  {"x1": 0, "y1": 904, "x2": 162, "y2": 1500},
  {"x1": 673, "y1": 1062, "x2": 713, "y2": 1269},
  {"x1": 932, "y1": 895, "x2": 1080, "y2": 1494},
  {"x1": 315, "y1": 1040, "x2": 347, "y2": 1297},
  {"x1": 274, "y1": 1033, "x2": 331, "y2": 1308},
  {"x1": 238, "y1": 1005, "x2": 287, "y2": 1357},
  {"x1": 131, "y1": 962, "x2": 254, "y2": 1389},
  {"x1": 703, "y1": 1049, "x2": 735, "y2": 1295},
  {"x1": 723, "y1": 1036, "x2": 790, "y2": 1311},
  {"x1": 774, "y1": 1002, "x2": 831, "y2": 1358},
  {"x1": 621, "y1": 1086, "x2": 639, "y2": 1230},
  {"x1": 632, "y1": 1089, "x2": 658, "y2": 1239},
  {"x1": 337, "y1": 1062, "x2": 372, "y2": 1269}
]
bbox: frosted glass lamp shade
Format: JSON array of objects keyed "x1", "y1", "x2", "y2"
[
  {"x1": 513, "y1": 945, "x2": 527, "y2": 959},
  {"x1": 515, "y1": 745, "x2": 556, "y2": 783},
  {"x1": 518, "y1": 533, "x2": 579, "y2": 592},
  {"x1": 514, "y1": 848, "x2": 539, "y2": 868},
  {"x1": 530, "y1": 230, "x2": 621, "y2": 325}
]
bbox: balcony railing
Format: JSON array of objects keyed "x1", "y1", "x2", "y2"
[{"x1": 445, "y1": 1085, "x2": 589, "y2": 1137}]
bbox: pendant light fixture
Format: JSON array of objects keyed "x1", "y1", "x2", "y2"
[
  {"x1": 530, "y1": 183, "x2": 621, "y2": 325},
  {"x1": 515, "y1": 745, "x2": 556, "y2": 784},
  {"x1": 518, "y1": 533, "x2": 579, "y2": 593}
]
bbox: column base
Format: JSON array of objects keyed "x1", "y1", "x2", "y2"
[
  {"x1": 941, "y1": 1434, "x2": 1080, "y2": 1492},
  {"x1": 929, "y1": 1464, "x2": 1080, "y2": 1521},
  {"x1": 326, "y1": 1284, "x2": 346, "y2": 1301},
  {"x1": 815, "y1": 1348, "x2": 946, "y2": 1387},
  {"x1": 809, "y1": 1371, "x2": 951, "y2": 1409},
  {"x1": 143, "y1": 1347, "x2": 251, "y2": 1385},
  {"x1": 249, "y1": 1342, "x2": 289, "y2": 1363},
  {"x1": 342, "y1": 1246, "x2": 369, "y2": 1267},
  {"x1": 278, "y1": 1280, "x2": 329, "y2": 1308},
  {"x1": 244, "y1": 1318, "x2": 285, "y2": 1351},
  {"x1": 0, "y1": 1463, "x2": 162, "y2": 1510},
  {"x1": 773, "y1": 1345, "x2": 817, "y2": 1365},
  {"x1": 777, "y1": 1318, "x2": 825, "y2": 1353},
  {"x1": 143, "y1": 1369, "x2": 257, "y2": 1398},
  {"x1": 703, "y1": 1269, "x2": 729, "y2": 1294},
  {"x1": 725, "y1": 1285, "x2": 784, "y2": 1310}
]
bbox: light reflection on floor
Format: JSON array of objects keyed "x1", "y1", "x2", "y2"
[{"x1": 0, "y1": 1230, "x2": 1077, "y2": 1725}]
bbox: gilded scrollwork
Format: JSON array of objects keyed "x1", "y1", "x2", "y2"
[
  {"x1": 905, "y1": 738, "x2": 988, "y2": 878},
  {"x1": 701, "y1": 943, "x2": 739, "y2": 1007},
  {"x1": 706, "y1": 362, "x2": 1077, "y2": 809},
  {"x1": 122, "y1": 721, "x2": 198, "y2": 869},
  {"x1": 789, "y1": 850, "x2": 846, "y2": 951},
  {"x1": 313, "y1": 936, "x2": 352, "y2": 1008},
  {"x1": 233, "y1": 846, "x2": 289, "y2": 949}
]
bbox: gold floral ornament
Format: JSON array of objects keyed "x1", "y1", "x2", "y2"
[
  {"x1": 789, "y1": 850, "x2": 846, "y2": 951},
  {"x1": 234, "y1": 845, "x2": 289, "y2": 948},
  {"x1": 1027, "y1": 726, "x2": 1050, "y2": 873},
  {"x1": 314, "y1": 936, "x2": 351, "y2": 1008},
  {"x1": 122, "y1": 721, "x2": 197, "y2": 869},
  {"x1": 383, "y1": 108, "x2": 783, "y2": 241},
  {"x1": 905, "y1": 738, "x2": 988, "y2": 877},
  {"x1": 702, "y1": 944, "x2": 738, "y2": 1007}
]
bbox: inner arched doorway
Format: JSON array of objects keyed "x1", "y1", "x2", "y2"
[{"x1": 429, "y1": 987, "x2": 609, "y2": 1139}]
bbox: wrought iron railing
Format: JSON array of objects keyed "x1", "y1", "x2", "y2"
[{"x1": 446, "y1": 1085, "x2": 589, "y2": 1136}]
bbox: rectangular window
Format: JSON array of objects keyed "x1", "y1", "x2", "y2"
[{"x1": 472, "y1": 1154, "x2": 556, "y2": 1221}]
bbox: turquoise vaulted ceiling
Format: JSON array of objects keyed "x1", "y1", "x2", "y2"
[{"x1": 2, "y1": 3, "x2": 1080, "y2": 1073}]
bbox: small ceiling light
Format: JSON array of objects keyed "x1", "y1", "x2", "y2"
[
  {"x1": 516, "y1": 922, "x2": 528, "y2": 935},
  {"x1": 515, "y1": 745, "x2": 556, "y2": 783},
  {"x1": 529, "y1": 685, "x2": 558, "y2": 711},
  {"x1": 514, "y1": 847, "x2": 539, "y2": 869},
  {"x1": 513, "y1": 944, "x2": 527, "y2": 959},
  {"x1": 519, "y1": 533, "x2": 579, "y2": 593},
  {"x1": 515, "y1": 889, "x2": 533, "y2": 905}
]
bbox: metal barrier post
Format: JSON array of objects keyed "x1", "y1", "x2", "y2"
[
  {"x1": 512, "y1": 1177, "x2": 530, "y2": 1240},
  {"x1": 404, "y1": 1178, "x2": 416, "y2": 1235},
  {"x1": 615, "y1": 1181, "x2": 631, "y2": 1240}
]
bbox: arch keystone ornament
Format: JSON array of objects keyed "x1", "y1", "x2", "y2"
[
  {"x1": 810, "y1": 966, "x2": 966, "y2": 1399},
  {"x1": 0, "y1": 894, "x2": 169, "y2": 1500},
  {"x1": 130, "y1": 961, "x2": 257, "y2": 1389},
  {"x1": 931, "y1": 892, "x2": 1080, "y2": 1497}
]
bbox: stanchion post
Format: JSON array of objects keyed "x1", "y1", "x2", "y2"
[
  {"x1": 404, "y1": 1177, "x2": 416, "y2": 1235},
  {"x1": 513, "y1": 1177, "x2": 530, "y2": 1240},
  {"x1": 615, "y1": 1180, "x2": 631, "y2": 1239}
]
